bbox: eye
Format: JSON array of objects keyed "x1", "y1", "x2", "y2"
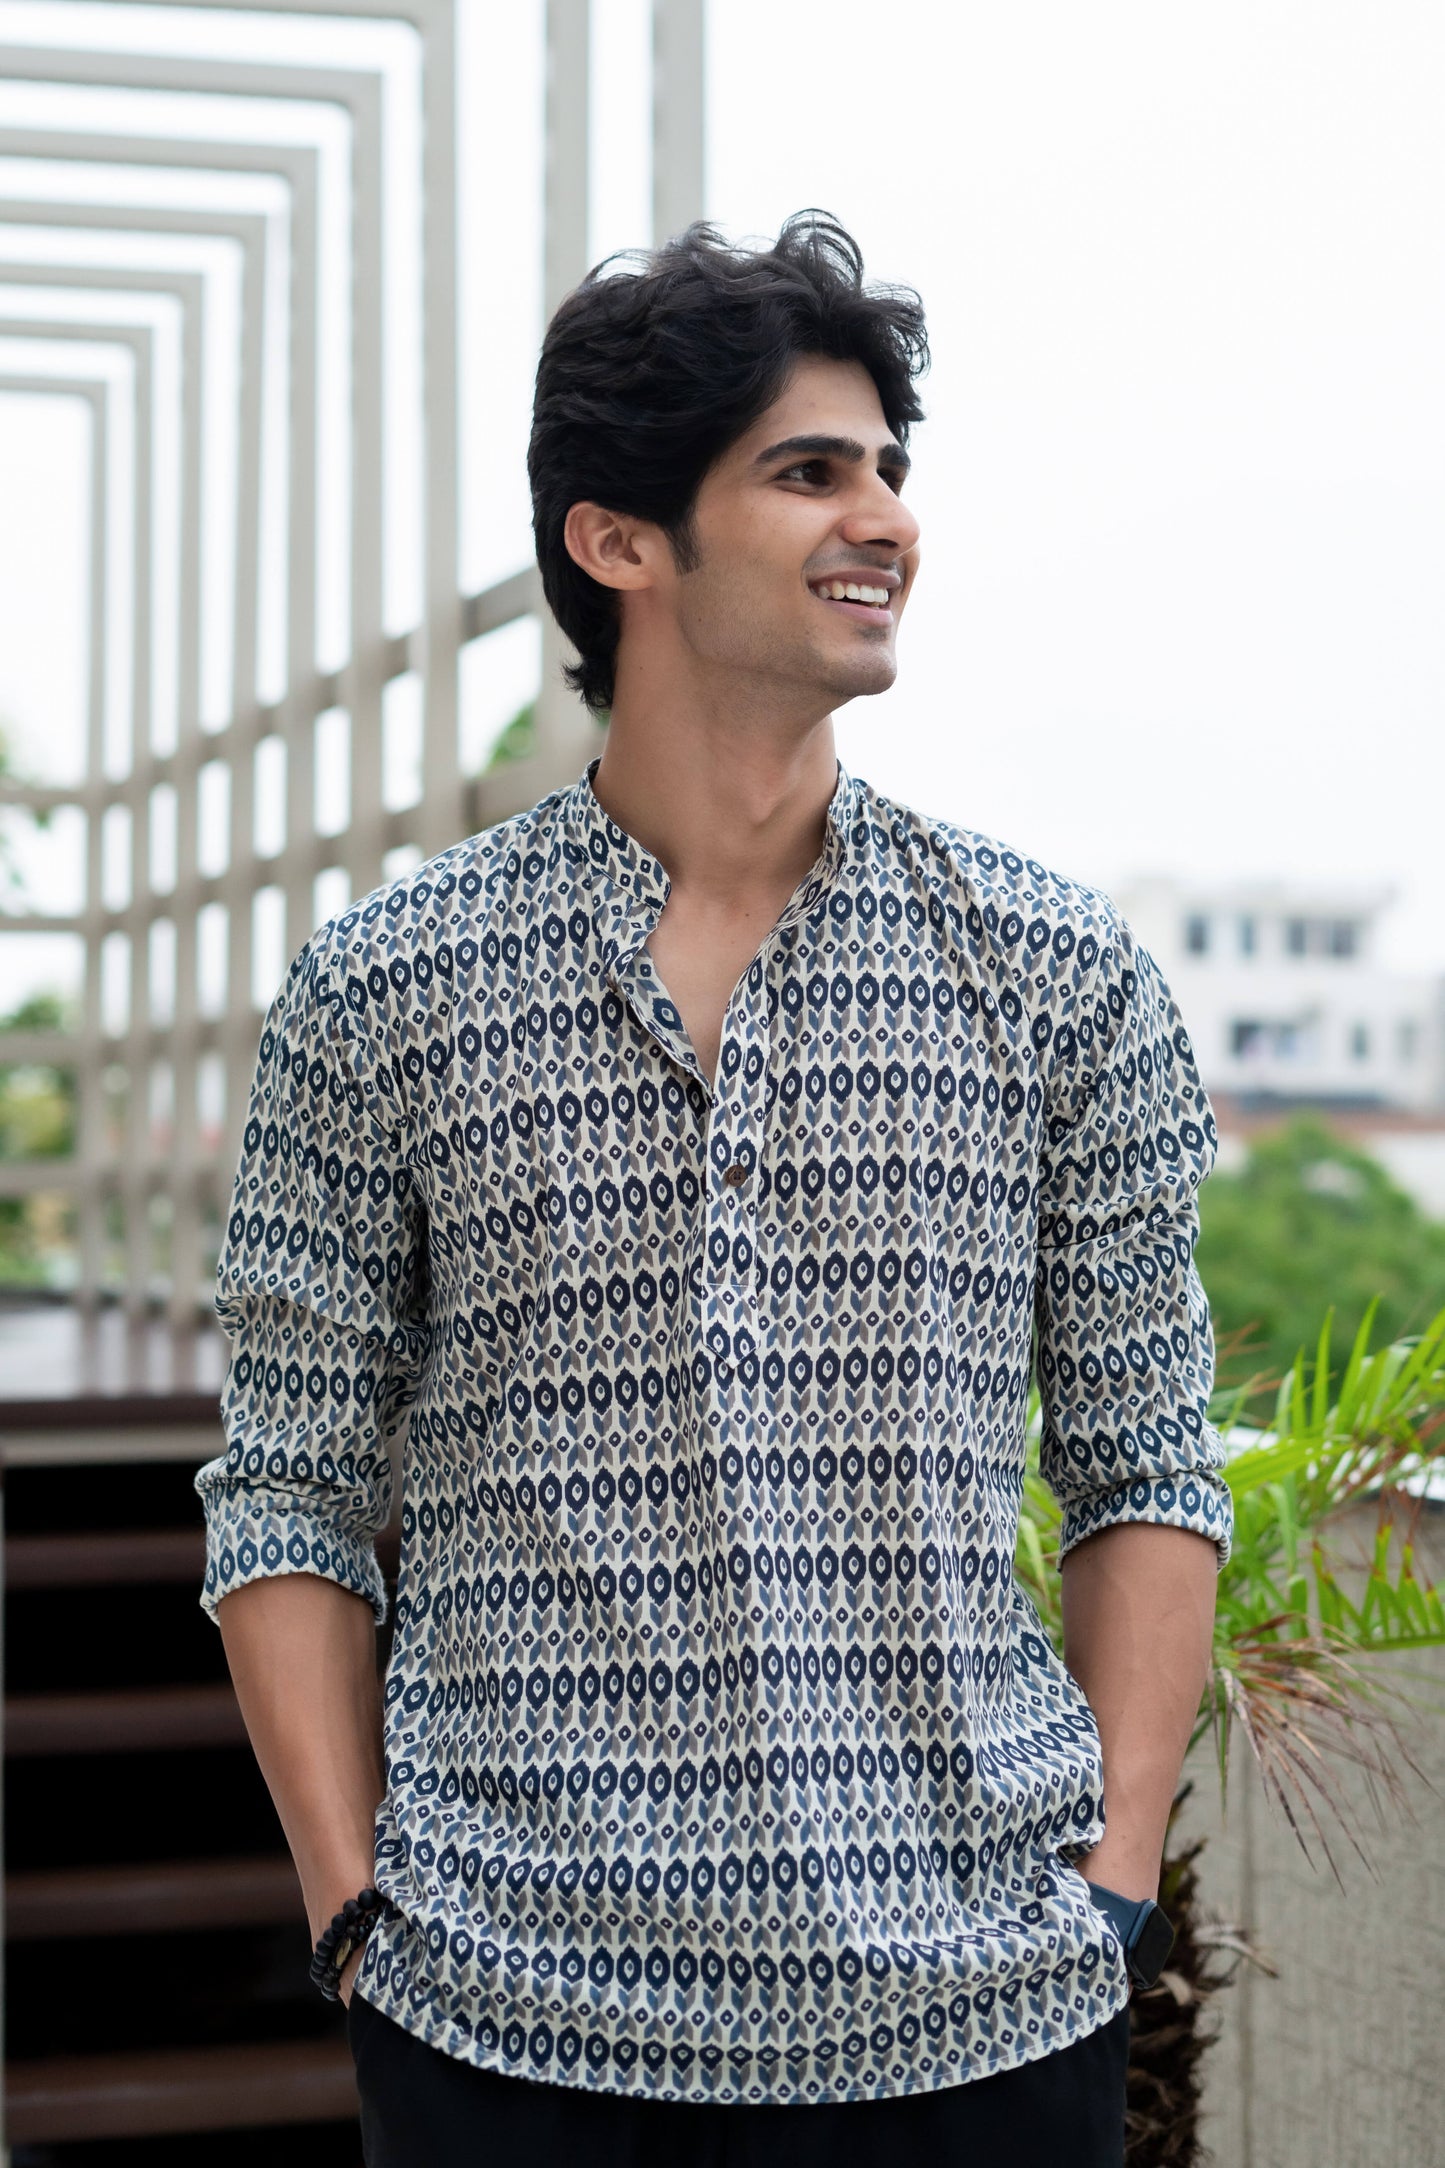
[{"x1": 778, "y1": 459, "x2": 829, "y2": 484}]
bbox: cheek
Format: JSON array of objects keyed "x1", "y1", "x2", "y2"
[
  {"x1": 709, "y1": 498, "x2": 833, "y2": 583},
  {"x1": 685, "y1": 539, "x2": 804, "y2": 626}
]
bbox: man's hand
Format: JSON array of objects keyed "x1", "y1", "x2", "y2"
[
  {"x1": 1059, "y1": 1521, "x2": 1219, "y2": 1903},
  {"x1": 338, "y1": 1941, "x2": 366, "y2": 2007}
]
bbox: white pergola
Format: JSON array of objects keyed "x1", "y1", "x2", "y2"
[{"x1": 0, "y1": 0, "x2": 706, "y2": 1360}]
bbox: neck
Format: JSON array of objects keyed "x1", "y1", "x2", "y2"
[{"x1": 590, "y1": 663, "x2": 842, "y2": 910}]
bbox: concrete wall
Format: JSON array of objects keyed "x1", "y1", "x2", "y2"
[{"x1": 1173, "y1": 1500, "x2": 1445, "y2": 2167}]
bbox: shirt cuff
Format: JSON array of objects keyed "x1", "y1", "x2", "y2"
[
  {"x1": 198, "y1": 1493, "x2": 390, "y2": 1627},
  {"x1": 1056, "y1": 1470, "x2": 1233, "y2": 1574}
]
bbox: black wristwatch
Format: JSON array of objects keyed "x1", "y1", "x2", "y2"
[{"x1": 1085, "y1": 1881, "x2": 1175, "y2": 1990}]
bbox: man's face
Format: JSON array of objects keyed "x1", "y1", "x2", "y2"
[{"x1": 654, "y1": 355, "x2": 922, "y2": 708}]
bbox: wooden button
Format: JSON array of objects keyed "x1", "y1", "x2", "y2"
[{"x1": 721, "y1": 1163, "x2": 747, "y2": 1189}]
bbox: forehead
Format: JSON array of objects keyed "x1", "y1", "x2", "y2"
[{"x1": 725, "y1": 355, "x2": 892, "y2": 465}]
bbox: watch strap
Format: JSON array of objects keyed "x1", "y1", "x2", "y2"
[{"x1": 1084, "y1": 1880, "x2": 1175, "y2": 1989}]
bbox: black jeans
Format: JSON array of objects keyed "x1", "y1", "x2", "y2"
[{"x1": 348, "y1": 1992, "x2": 1130, "y2": 2167}]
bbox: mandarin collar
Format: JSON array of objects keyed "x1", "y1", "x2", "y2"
[{"x1": 564, "y1": 753, "x2": 864, "y2": 937}]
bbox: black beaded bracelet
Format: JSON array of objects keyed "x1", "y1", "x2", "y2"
[{"x1": 310, "y1": 1886, "x2": 385, "y2": 2002}]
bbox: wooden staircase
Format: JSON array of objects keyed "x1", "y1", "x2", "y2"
[{"x1": 3, "y1": 1392, "x2": 396, "y2": 2164}]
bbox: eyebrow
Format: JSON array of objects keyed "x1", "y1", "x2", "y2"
[{"x1": 752, "y1": 432, "x2": 912, "y2": 475}]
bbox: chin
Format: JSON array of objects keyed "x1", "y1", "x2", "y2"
[{"x1": 827, "y1": 654, "x2": 898, "y2": 702}]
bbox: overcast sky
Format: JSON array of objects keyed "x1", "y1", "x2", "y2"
[{"x1": 2, "y1": 0, "x2": 1442, "y2": 1020}]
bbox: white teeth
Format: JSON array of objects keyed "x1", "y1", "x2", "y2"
[{"x1": 813, "y1": 580, "x2": 891, "y2": 605}]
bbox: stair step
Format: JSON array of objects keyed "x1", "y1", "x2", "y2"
[
  {"x1": 5, "y1": 1683, "x2": 247, "y2": 1757},
  {"x1": 5, "y1": 2036, "x2": 357, "y2": 2145},
  {"x1": 7, "y1": 1854, "x2": 302, "y2": 1939},
  {"x1": 5, "y1": 1527, "x2": 205, "y2": 1589}
]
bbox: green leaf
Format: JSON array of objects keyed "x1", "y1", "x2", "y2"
[{"x1": 1310, "y1": 1307, "x2": 1334, "y2": 1435}]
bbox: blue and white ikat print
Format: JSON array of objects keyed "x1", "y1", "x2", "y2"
[{"x1": 196, "y1": 754, "x2": 1233, "y2": 2106}]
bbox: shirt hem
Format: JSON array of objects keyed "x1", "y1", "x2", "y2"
[{"x1": 350, "y1": 1940, "x2": 1133, "y2": 2109}]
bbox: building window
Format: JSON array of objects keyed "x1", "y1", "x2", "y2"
[
  {"x1": 1238, "y1": 914, "x2": 1257, "y2": 957},
  {"x1": 1184, "y1": 913, "x2": 1210, "y2": 956},
  {"x1": 1398, "y1": 1019, "x2": 1419, "y2": 1063},
  {"x1": 1230, "y1": 1017, "x2": 1318, "y2": 1063},
  {"x1": 1349, "y1": 1022, "x2": 1369, "y2": 1061},
  {"x1": 1328, "y1": 920, "x2": 1359, "y2": 959},
  {"x1": 1284, "y1": 917, "x2": 1309, "y2": 957}
]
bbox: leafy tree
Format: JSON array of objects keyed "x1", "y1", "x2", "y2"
[
  {"x1": 484, "y1": 699, "x2": 536, "y2": 769},
  {"x1": 481, "y1": 697, "x2": 607, "y2": 774},
  {"x1": 0, "y1": 983, "x2": 77, "y2": 1285},
  {"x1": 2, "y1": 717, "x2": 81, "y2": 1281},
  {"x1": 1196, "y1": 1114, "x2": 1445, "y2": 1393},
  {"x1": 0, "y1": 718, "x2": 53, "y2": 900}
]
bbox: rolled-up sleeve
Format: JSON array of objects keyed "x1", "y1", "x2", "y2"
[
  {"x1": 194, "y1": 932, "x2": 428, "y2": 1626},
  {"x1": 1034, "y1": 901, "x2": 1234, "y2": 1573}
]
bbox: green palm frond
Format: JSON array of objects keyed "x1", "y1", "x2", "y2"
[{"x1": 1017, "y1": 1299, "x2": 1445, "y2": 1874}]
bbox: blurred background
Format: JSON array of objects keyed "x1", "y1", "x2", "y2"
[{"x1": 0, "y1": 3, "x2": 1441, "y2": 2163}]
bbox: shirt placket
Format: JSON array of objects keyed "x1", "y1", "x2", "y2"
[
  {"x1": 698, "y1": 953, "x2": 769, "y2": 1304},
  {"x1": 599, "y1": 894, "x2": 694, "y2": 1078},
  {"x1": 690, "y1": 850, "x2": 843, "y2": 1404},
  {"x1": 600, "y1": 895, "x2": 773, "y2": 1429},
  {"x1": 587, "y1": 778, "x2": 851, "y2": 1431},
  {"x1": 686, "y1": 961, "x2": 773, "y2": 1465}
]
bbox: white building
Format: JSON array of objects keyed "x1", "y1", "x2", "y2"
[{"x1": 1113, "y1": 877, "x2": 1445, "y2": 1114}]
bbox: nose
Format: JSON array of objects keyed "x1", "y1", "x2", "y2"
[{"x1": 838, "y1": 474, "x2": 921, "y2": 561}]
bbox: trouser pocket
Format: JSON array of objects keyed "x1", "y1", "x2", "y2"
[{"x1": 347, "y1": 1990, "x2": 378, "y2": 2070}]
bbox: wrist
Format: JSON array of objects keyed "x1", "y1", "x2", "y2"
[
  {"x1": 1074, "y1": 1839, "x2": 1160, "y2": 1905},
  {"x1": 289, "y1": 1777, "x2": 386, "y2": 1928},
  {"x1": 310, "y1": 1884, "x2": 386, "y2": 2002},
  {"x1": 304, "y1": 1860, "x2": 381, "y2": 1948}
]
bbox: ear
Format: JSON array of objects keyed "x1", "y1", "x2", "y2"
[{"x1": 563, "y1": 501, "x2": 657, "y2": 592}]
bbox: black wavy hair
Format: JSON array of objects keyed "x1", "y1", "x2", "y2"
[{"x1": 527, "y1": 210, "x2": 929, "y2": 713}]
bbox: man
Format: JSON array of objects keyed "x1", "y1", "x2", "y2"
[{"x1": 198, "y1": 212, "x2": 1232, "y2": 2166}]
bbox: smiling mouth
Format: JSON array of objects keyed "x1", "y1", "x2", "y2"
[{"x1": 809, "y1": 578, "x2": 894, "y2": 622}]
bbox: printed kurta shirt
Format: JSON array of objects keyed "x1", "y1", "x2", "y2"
[{"x1": 196, "y1": 754, "x2": 1234, "y2": 2106}]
